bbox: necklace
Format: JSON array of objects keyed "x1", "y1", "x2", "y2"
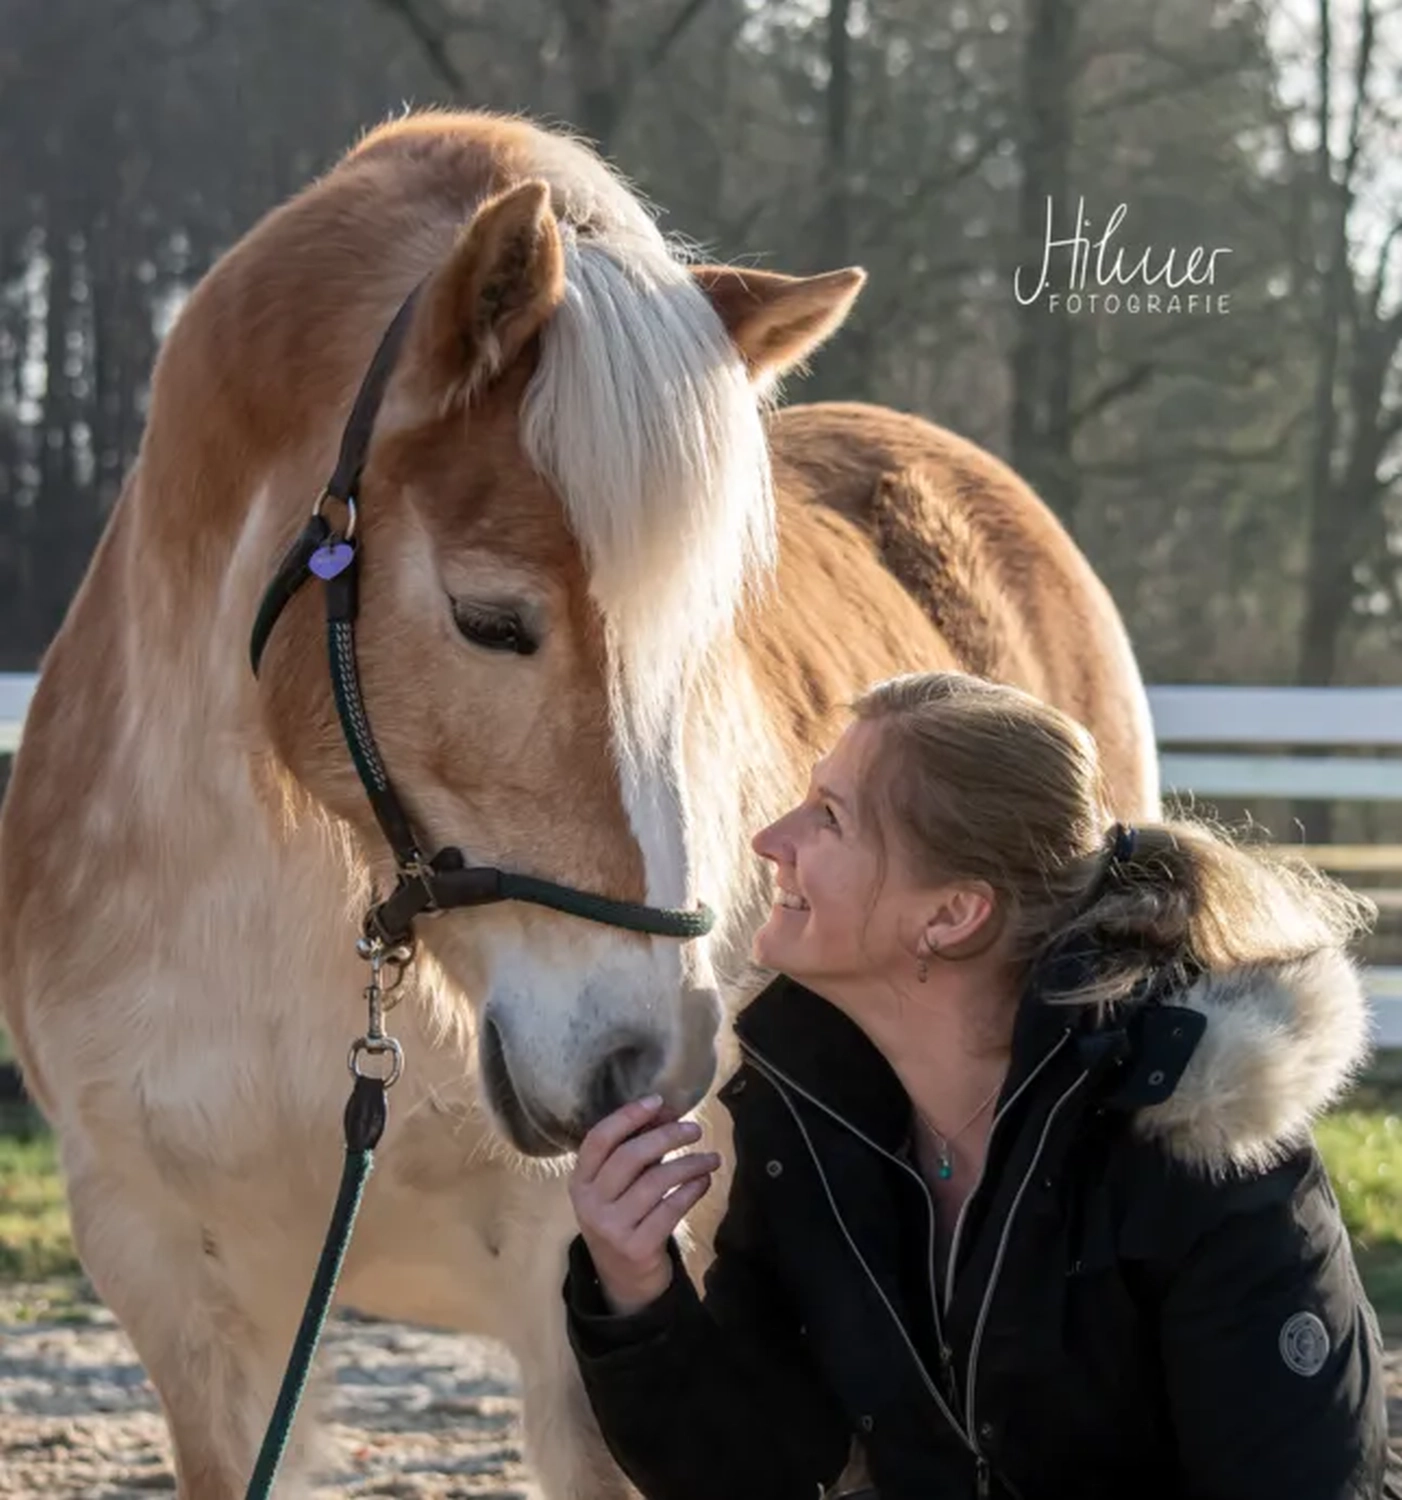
[{"x1": 914, "y1": 1079, "x2": 1002, "y2": 1180}]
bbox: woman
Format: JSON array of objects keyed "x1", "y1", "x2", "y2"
[{"x1": 562, "y1": 671, "x2": 1397, "y2": 1500}]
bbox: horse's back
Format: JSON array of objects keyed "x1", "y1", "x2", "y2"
[{"x1": 769, "y1": 401, "x2": 1158, "y2": 817}]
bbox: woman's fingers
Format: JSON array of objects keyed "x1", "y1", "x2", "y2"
[
  {"x1": 633, "y1": 1170, "x2": 714, "y2": 1247},
  {"x1": 613, "y1": 1150, "x2": 721, "y2": 1229},
  {"x1": 591, "y1": 1118, "x2": 705, "y2": 1205},
  {"x1": 568, "y1": 1104, "x2": 720, "y2": 1316},
  {"x1": 575, "y1": 1095, "x2": 667, "y2": 1182}
]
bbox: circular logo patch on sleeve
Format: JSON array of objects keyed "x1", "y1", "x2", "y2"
[{"x1": 1278, "y1": 1310, "x2": 1330, "y2": 1376}]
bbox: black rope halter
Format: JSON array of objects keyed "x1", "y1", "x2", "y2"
[{"x1": 249, "y1": 286, "x2": 715, "y2": 948}]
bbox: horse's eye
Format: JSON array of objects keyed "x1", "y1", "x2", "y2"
[{"x1": 452, "y1": 604, "x2": 538, "y2": 656}]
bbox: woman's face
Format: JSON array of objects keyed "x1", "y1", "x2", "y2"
[{"x1": 750, "y1": 719, "x2": 936, "y2": 989}]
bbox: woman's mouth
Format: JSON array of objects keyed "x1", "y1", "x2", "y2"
[{"x1": 776, "y1": 889, "x2": 810, "y2": 912}]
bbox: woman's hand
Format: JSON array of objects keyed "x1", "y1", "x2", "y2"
[{"x1": 569, "y1": 1094, "x2": 721, "y2": 1316}]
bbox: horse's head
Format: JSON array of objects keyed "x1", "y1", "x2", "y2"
[{"x1": 259, "y1": 167, "x2": 862, "y2": 1156}]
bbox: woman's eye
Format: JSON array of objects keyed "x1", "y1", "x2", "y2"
[
  {"x1": 821, "y1": 802, "x2": 840, "y2": 829},
  {"x1": 453, "y1": 606, "x2": 538, "y2": 656}
]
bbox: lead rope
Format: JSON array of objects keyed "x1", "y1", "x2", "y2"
[
  {"x1": 243, "y1": 938, "x2": 410, "y2": 1500},
  {"x1": 242, "y1": 285, "x2": 714, "y2": 1498}
]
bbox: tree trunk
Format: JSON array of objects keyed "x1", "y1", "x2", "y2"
[
  {"x1": 1293, "y1": 0, "x2": 1353, "y2": 841},
  {"x1": 1010, "y1": 0, "x2": 1079, "y2": 523},
  {"x1": 559, "y1": 0, "x2": 623, "y2": 156},
  {"x1": 36, "y1": 211, "x2": 80, "y2": 648},
  {"x1": 825, "y1": 0, "x2": 852, "y2": 272},
  {"x1": 805, "y1": 0, "x2": 871, "y2": 399}
]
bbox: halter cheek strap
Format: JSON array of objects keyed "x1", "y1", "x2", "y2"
[{"x1": 249, "y1": 285, "x2": 715, "y2": 948}]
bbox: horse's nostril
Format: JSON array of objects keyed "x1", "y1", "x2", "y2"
[{"x1": 587, "y1": 1038, "x2": 664, "y2": 1124}]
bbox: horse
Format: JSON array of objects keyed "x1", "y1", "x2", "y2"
[{"x1": 0, "y1": 110, "x2": 1158, "y2": 1499}]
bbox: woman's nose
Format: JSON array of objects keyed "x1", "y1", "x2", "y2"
[{"x1": 751, "y1": 808, "x2": 795, "y2": 860}]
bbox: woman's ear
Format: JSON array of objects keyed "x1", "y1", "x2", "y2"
[{"x1": 922, "y1": 882, "x2": 1002, "y2": 961}]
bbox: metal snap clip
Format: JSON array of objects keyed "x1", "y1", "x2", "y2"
[{"x1": 348, "y1": 1033, "x2": 404, "y2": 1089}]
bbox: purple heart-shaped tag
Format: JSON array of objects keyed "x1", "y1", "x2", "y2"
[{"x1": 309, "y1": 541, "x2": 355, "y2": 580}]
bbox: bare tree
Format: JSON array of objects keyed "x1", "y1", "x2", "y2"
[
  {"x1": 1009, "y1": 0, "x2": 1080, "y2": 519},
  {"x1": 371, "y1": 0, "x2": 717, "y2": 156}
]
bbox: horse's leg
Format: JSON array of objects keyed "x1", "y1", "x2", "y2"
[
  {"x1": 64, "y1": 1144, "x2": 323, "y2": 1499},
  {"x1": 495, "y1": 1181, "x2": 638, "y2": 1500}
]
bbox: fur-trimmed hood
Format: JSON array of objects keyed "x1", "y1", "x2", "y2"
[
  {"x1": 1133, "y1": 948, "x2": 1372, "y2": 1175},
  {"x1": 732, "y1": 951, "x2": 1372, "y2": 1182}
]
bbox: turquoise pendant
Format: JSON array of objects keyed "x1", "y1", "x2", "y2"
[{"x1": 937, "y1": 1157, "x2": 953, "y2": 1180}]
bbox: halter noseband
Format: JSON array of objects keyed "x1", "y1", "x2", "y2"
[{"x1": 249, "y1": 286, "x2": 715, "y2": 949}]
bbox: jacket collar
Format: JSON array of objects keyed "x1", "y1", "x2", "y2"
[
  {"x1": 733, "y1": 976, "x2": 912, "y2": 1152},
  {"x1": 732, "y1": 966, "x2": 1078, "y2": 1156},
  {"x1": 732, "y1": 938, "x2": 1372, "y2": 1176}
]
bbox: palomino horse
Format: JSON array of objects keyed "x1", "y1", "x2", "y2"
[{"x1": 0, "y1": 112, "x2": 1157, "y2": 1498}]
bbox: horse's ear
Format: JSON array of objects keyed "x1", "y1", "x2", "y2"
[
  {"x1": 692, "y1": 265, "x2": 866, "y2": 381},
  {"x1": 410, "y1": 180, "x2": 565, "y2": 406}
]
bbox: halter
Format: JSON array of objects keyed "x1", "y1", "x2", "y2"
[{"x1": 249, "y1": 286, "x2": 715, "y2": 949}]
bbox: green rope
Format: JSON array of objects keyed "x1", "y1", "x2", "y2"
[
  {"x1": 497, "y1": 873, "x2": 717, "y2": 938},
  {"x1": 244, "y1": 1077, "x2": 384, "y2": 1500}
]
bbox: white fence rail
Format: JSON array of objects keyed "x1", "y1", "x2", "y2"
[
  {"x1": 2, "y1": 674, "x2": 1402, "y2": 1041},
  {"x1": 1150, "y1": 683, "x2": 1402, "y2": 801},
  {"x1": 0, "y1": 674, "x2": 34, "y2": 755}
]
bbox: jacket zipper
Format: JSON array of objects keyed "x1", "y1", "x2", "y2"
[
  {"x1": 941, "y1": 1033, "x2": 1071, "y2": 1316},
  {"x1": 962, "y1": 1067, "x2": 1090, "y2": 1448},
  {"x1": 744, "y1": 1053, "x2": 976, "y2": 1453},
  {"x1": 739, "y1": 1040, "x2": 1080, "y2": 1500}
]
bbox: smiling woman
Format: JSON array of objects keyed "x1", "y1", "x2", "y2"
[
  {"x1": 565, "y1": 671, "x2": 1396, "y2": 1500},
  {"x1": 750, "y1": 723, "x2": 892, "y2": 984}
]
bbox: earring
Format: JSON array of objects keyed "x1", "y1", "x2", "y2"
[{"x1": 916, "y1": 958, "x2": 929, "y2": 983}]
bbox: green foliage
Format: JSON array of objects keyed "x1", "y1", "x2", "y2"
[
  {"x1": 1316, "y1": 1110, "x2": 1402, "y2": 1249},
  {"x1": 0, "y1": 1131, "x2": 79, "y2": 1281},
  {"x1": 3, "y1": 1105, "x2": 1402, "y2": 1323},
  {"x1": 1314, "y1": 1109, "x2": 1402, "y2": 1320}
]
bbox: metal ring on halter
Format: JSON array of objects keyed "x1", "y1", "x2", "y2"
[
  {"x1": 313, "y1": 488, "x2": 358, "y2": 541},
  {"x1": 348, "y1": 1034, "x2": 404, "y2": 1088},
  {"x1": 355, "y1": 935, "x2": 415, "y2": 986}
]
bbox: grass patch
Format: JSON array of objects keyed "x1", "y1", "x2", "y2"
[
  {"x1": 0, "y1": 1276, "x2": 99, "y2": 1324},
  {"x1": 0, "y1": 1130, "x2": 80, "y2": 1280},
  {"x1": 1315, "y1": 1108, "x2": 1402, "y2": 1320},
  {"x1": 1317, "y1": 1111, "x2": 1402, "y2": 1243},
  {"x1": 2, "y1": 1101, "x2": 1402, "y2": 1318}
]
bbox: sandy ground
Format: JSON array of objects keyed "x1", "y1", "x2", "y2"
[
  {"x1": 4, "y1": 1283, "x2": 1402, "y2": 1498},
  {"x1": 0, "y1": 1285, "x2": 539, "y2": 1498}
]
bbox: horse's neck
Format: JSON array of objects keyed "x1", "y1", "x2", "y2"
[{"x1": 33, "y1": 495, "x2": 367, "y2": 1008}]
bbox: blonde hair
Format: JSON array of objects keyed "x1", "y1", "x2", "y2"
[{"x1": 850, "y1": 672, "x2": 1374, "y2": 1006}]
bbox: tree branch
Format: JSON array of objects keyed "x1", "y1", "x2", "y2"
[
  {"x1": 1081, "y1": 50, "x2": 1259, "y2": 120},
  {"x1": 371, "y1": 0, "x2": 470, "y2": 96},
  {"x1": 856, "y1": 131, "x2": 1011, "y2": 250},
  {"x1": 1071, "y1": 359, "x2": 1157, "y2": 427},
  {"x1": 644, "y1": 0, "x2": 715, "y2": 74},
  {"x1": 1080, "y1": 429, "x2": 1300, "y2": 476},
  {"x1": 1340, "y1": 0, "x2": 1376, "y2": 197},
  {"x1": 1369, "y1": 214, "x2": 1402, "y2": 317}
]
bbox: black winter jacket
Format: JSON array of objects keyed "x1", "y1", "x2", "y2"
[{"x1": 563, "y1": 946, "x2": 1399, "y2": 1500}]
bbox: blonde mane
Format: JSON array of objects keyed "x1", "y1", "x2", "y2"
[{"x1": 514, "y1": 141, "x2": 775, "y2": 752}]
